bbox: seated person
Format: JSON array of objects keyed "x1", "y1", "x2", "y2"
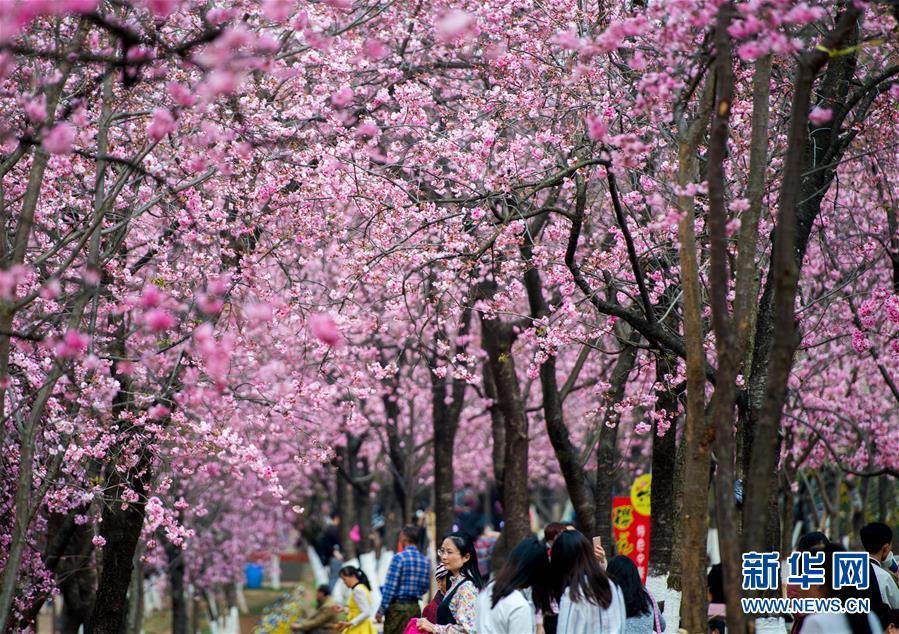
[{"x1": 292, "y1": 584, "x2": 339, "y2": 633}]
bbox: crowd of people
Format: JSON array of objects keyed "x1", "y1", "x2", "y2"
[
  {"x1": 287, "y1": 519, "x2": 899, "y2": 634},
  {"x1": 291, "y1": 522, "x2": 664, "y2": 634},
  {"x1": 707, "y1": 522, "x2": 899, "y2": 634}
]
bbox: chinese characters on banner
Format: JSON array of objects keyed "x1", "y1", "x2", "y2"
[{"x1": 612, "y1": 474, "x2": 652, "y2": 583}]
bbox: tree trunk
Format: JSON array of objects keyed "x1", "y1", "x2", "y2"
[
  {"x1": 594, "y1": 422, "x2": 618, "y2": 550},
  {"x1": 15, "y1": 505, "x2": 94, "y2": 630},
  {"x1": 649, "y1": 354, "x2": 680, "y2": 579},
  {"x1": 383, "y1": 388, "x2": 409, "y2": 526},
  {"x1": 878, "y1": 475, "x2": 892, "y2": 522},
  {"x1": 87, "y1": 467, "x2": 148, "y2": 634},
  {"x1": 335, "y1": 447, "x2": 353, "y2": 556},
  {"x1": 743, "y1": 8, "x2": 861, "y2": 553},
  {"x1": 481, "y1": 317, "x2": 530, "y2": 568},
  {"x1": 166, "y1": 542, "x2": 188, "y2": 634},
  {"x1": 483, "y1": 362, "x2": 506, "y2": 509},
  {"x1": 56, "y1": 519, "x2": 96, "y2": 633},
  {"x1": 675, "y1": 119, "x2": 713, "y2": 634},
  {"x1": 521, "y1": 243, "x2": 595, "y2": 534},
  {"x1": 432, "y1": 395, "x2": 457, "y2": 542},
  {"x1": 594, "y1": 341, "x2": 638, "y2": 546},
  {"x1": 125, "y1": 557, "x2": 144, "y2": 634},
  {"x1": 429, "y1": 308, "x2": 472, "y2": 542},
  {"x1": 352, "y1": 459, "x2": 373, "y2": 557},
  {"x1": 666, "y1": 429, "x2": 688, "y2": 596}
]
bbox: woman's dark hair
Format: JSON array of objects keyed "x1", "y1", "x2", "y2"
[
  {"x1": 491, "y1": 536, "x2": 552, "y2": 612},
  {"x1": 797, "y1": 531, "x2": 830, "y2": 552},
  {"x1": 707, "y1": 564, "x2": 726, "y2": 604},
  {"x1": 820, "y1": 544, "x2": 873, "y2": 634},
  {"x1": 443, "y1": 532, "x2": 484, "y2": 589},
  {"x1": 549, "y1": 530, "x2": 612, "y2": 608},
  {"x1": 885, "y1": 608, "x2": 899, "y2": 628},
  {"x1": 339, "y1": 565, "x2": 371, "y2": 591},
  {"x1": 607, "y1": 556, "x2": 650, "y2": 618},
  {"x1": 544, "y1": 522, "x2": 565, "y2": 544}
]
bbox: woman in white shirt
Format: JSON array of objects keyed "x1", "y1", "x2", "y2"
[
  {"x1": 549, "y1": 531, "x2": 626, "y2": 634},
  {"x1": 477, "y1": 536, "x2": 553, "y2": 634},
  {"x1": 800, "y1": 544, "x2": 883, "y2": 634}
]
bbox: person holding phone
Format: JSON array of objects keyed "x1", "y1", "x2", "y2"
[
  {"x1": 550, "y1": 530, "x2": 626, "y2": 634},
  {"x1": 592, "y1": 536, "x2": 607, "y2": 569}
]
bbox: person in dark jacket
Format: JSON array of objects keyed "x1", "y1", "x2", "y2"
[
  {"x1": 422, "y1": 564, "x2": 451, "y2": 623},
  {"x1": 292, "y1": 585, "x2": 340, "y2": 633}
]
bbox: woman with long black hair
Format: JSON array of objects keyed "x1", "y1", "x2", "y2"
[
  {"x1": 477, "y1": 536, "x2": 553, "y2": 633},
  {"x1": 417, "y1": 532, "x2": 483, "y2": 634},
  {"x1": 336, "y1": 565, "x2": 376, "y2": 634},
  {"x1": 549, "y1": 531, "x2": 626, "y2": 634},
  {"x1": 606, "y1": 555, "x2": 665, "y2": 633},
  {"x1": 799, "y1": 544, "x2": 881, "y2": 634}
]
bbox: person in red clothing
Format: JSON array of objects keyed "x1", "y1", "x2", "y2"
[{"x1": 421, "y1": 564, "x2": 450, "y2": 623}]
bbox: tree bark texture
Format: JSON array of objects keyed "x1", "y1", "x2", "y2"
[
  {"x1": 743, "y1": 6, "x2": 862, "y2": 555},
  {"x1": 649, "y1": 354, "x2": 680, "y2": 578},
  {"x1": 481, "y1": 316, "x2": 530, "y2": 567},
  {"x1": 166, "y1": 542, "x2": 189, "y2": 634},
  {"x1": 594, "y1": 341, "x2": 638, "y2": 547},
  {"x1": 430, "y1": 308, "x2": 472, "y2": 542}
]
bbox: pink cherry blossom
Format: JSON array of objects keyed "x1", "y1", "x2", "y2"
[
  {"x1": 309, "y1": 313, "x2": 341, "y2": 347},
  {"x1": 736, "y1": 40, "x2": 770, "y2": 61},
  {"x1": 435, "y1": 10, "x2": 476, "y2": 44},
  {"x1": 139, "y1": 285, "x2": 165, "y2": 309},
  {"x1": 330, "y1": 87, "x2": 354, "y2": 109},
  {"x1": 55, "y1": 331, "x2": 90, "y2": 359},
  {"x1": 167, "y1": 82, "x2": 196, "y2": 107},
  {"x1": 148, "y1": 404, "x2": 170, "y2": 419},
  {"x1": 0, "y1": 3, "x2": 896, "y2": 631},
  {"x1": 550, "y1": 28, "x2": 584, "y2": 51},
  {"x1": 144, "y1": 0, "x2": 176, "y2": 18},
  {"x1": 262, "y1": 0, "x2": 293, "y2": 21},
  {"x1": 144, "y1": 309, "x2": 177, "y2": 333},
  {"x1": 42, "y1": 122, "x2": 74, "y2": 154},
  {"x1": 39, "y1": 278, "x2": 62, "y2": 300},
  {"x1": 323, "y1": 0, "x2": 353, "y2": 10},
  {"x1": 362, "y1": 38, "x2": 389, "y2": 60},
  {"x1": 243, "y1": 302, "x2": 273, "y2": 325},
  {"x1": 585, "y1": 114, "x2": 608, "y2": 142},
  {"x1": 784, "y1": 3, "x2": 825, "y2": 24},
  {"x1": 198, "y1": 294, "x2": 224, "y2": 315},
  {"x1": 24, "y1": 95, "x2": 46, "y2": 123},
  {"x1": 809, "y1": 106, "x2": 833, "y2": 125},
  {"x1": 147, "y1": 108, "x2": 176, "y2": 141},
  {"x1": 354, "y1": 122, "x2": 379, "y2": 138},
  {"x1": 63, "y1": 0, "x2": 99, "y2": 12}
]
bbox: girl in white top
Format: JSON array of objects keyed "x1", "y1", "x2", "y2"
[
  {"x1": 550, "y1": 531, "x2": 626, "y2": 634},
  {"x1": 799, "y1": 544, "x2": 884, "y2": 634},
  {"x1": 477, "y1": 536, "x2": 553, "y2": 634}
]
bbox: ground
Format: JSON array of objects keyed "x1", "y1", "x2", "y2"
[{"x1": 36, "y1": 585, "x2": 310, "y2": 633}]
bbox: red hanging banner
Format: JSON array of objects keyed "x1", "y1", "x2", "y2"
[{"x1": 612, "y1": 474, "x2": 652, "y2": 583}]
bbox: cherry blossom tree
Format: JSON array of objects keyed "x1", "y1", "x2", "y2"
[{"x1": 1, "y1": 1, "x2": 898, "y2": 633}]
